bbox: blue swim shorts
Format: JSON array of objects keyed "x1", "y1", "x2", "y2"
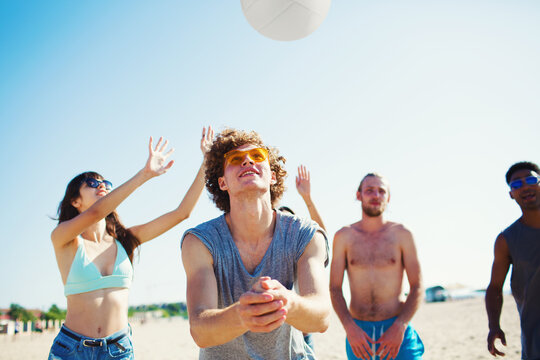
[{"x1": 345, "y1": 317, "x2": 424, "y2": 360}]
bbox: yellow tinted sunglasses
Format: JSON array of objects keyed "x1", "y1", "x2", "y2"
[{"x1": 224, "y1": 148, "x2": 269, "y2": 166}]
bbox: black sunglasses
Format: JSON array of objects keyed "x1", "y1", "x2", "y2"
[{"x1": 85, "y1": 178, "x2": 113, "y2": 191}]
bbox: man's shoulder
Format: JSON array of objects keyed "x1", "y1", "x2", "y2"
[
  {"x1": 387, "y1": 221, "x2": 412, "y2": 235},
  {"x1": 383, "y1": 222, "x2": 416, "y2": 246},
  {"x1": 336, "y1": 223, "x2": 354, "y2": 234},
  {"x1": 192, "y1": 214, "x2": 226, "y2": 231},
  {"x1": 334, "y1": 223, "x2": 359, "y2": 241},
  {"x1": 278, "y1": 211, "x2": 320, "y2": 233},
  {"x1": 181, "y1": 214, "x2": 226, "y2": 247},
  {"x1": 501, "y1": 219, "x2": 522, "y2": 234},
  {"x1": 495, "y1": 232, "x2": 507, "y2": 243},
  {"x1": 498, "y1": 219, "x2": 525, "y2": 246}
]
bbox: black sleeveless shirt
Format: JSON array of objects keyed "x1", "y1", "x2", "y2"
[{"x1": 502, "y1": 220, "x2": 540, "y2": 359}]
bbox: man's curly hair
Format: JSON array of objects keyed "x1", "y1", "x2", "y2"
[{"x1": 205, "y1": 128, "x2": 287, "y2": 213}]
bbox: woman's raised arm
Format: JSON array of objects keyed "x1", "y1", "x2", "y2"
[
  {"x1": 129, "y1": 126, "x2": 214, "y2": 244},
  {"x1": 51, "y1": 137, "x2": 174, "y2": 248}
]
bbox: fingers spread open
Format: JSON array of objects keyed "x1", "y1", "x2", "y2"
[
  {"x1": 154, "y1": 136, "x2": 163, "y2": 151},
  {"x1": 159, "y1": 139, "x2": 169, "y2": 152},
  {"x1": 163, "y1": 160, "x2": 174, "y2": 171},
  {"x1": 164, "y1": 148, "x2": 175, "y2": 158}
]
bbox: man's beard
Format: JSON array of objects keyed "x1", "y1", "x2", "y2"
[{"x1": 362, "y1": 204, "x2": 385, "y2": 217}]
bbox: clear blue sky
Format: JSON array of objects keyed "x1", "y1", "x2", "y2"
[{"x1": 1, "y1": 0, "x2": 539, "y2": 310}]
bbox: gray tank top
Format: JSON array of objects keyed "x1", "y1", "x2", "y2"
[
  {"x1": 182, "y1": 211, "x2": 328, "y2": 360},
  {"x1": 502, "y1": 220, "x2": 540, "y2": 359}
]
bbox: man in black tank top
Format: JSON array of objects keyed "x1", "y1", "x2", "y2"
[{"x1": 486, "y1": 161, "x2": 540, "y2": 360}]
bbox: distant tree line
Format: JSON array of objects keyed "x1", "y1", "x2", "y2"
[
  {"x1": 129, "y1": 302, "x2": 188, "y2": 319},
  {"x1": 6, "y1": 304, "x2": 37, "y2": 322},
  {"x1": 5, "y1": 303, "x2": 66, "y2": 322},
  {"x1": 4, "y1": 302, "x2": 187, "y2": 321},
  {"x1": 41, "y1": 304, "x2": 67, "y2": 321}
]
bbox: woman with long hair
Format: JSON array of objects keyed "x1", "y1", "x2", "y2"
[{"x1": 48, "y1": 127, "x2": 213, "y2": 360}]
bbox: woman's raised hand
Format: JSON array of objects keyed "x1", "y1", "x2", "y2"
[
  {"x1": 200, "y1": 126, "x2": 214, "y2": 155},
  {"x1": 295, "y1": 165, "x2": 311, "y2": 199},
  {"x1": 144, "y1": 137, "x2": 175, "y2": 177}
]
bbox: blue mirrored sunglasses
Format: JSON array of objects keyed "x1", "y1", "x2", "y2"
[
  {"x1": 85, "y1": 178, "x2": 113, "y2": 191},
  {"x1": 509, "y1": 176, "x2": 540, "y2": 190}
]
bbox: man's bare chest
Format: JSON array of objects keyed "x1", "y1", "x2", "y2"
[{"x1": 346, "y1": 234, "x2": 401, "y2": 269}]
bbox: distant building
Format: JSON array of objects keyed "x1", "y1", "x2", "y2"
[
  {"x1": 0, "y1": 310, "x2": 11, "y2": 334},
  {"x1": 425, "y1": 285, "x2": 448, "y2": 302},
  {"x1": 0, "y1": 308, "x2": 44, "y2": 335}
]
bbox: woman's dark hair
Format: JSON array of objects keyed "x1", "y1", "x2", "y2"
[{"x1": 57, "y1": 171, "x2": 140, "y2": 263}]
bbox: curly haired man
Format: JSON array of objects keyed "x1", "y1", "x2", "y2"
[{"x1": 181, "y1": 128, "x2": 330, "y2": 360}]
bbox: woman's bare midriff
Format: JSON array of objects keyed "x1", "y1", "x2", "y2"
[{"x1": 65, "y1": 287, "x2": 129, "y2": 338}]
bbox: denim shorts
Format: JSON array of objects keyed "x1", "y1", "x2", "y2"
[
  {"x1": 346, "y1": 317, "x2": 424, "y2": 360},
  {"x1": 304, "y1": 333, "x2": 314, "y2": 351},
  {"x1": 48, "y1": 325, "x2": 134, "y2": 360}
]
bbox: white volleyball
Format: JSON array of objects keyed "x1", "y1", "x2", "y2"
[{"x1": 240, "y1": 0, "x2": 332, "y2": 41}]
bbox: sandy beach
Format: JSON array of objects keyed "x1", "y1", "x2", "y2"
[{"x1": 0, "y1": 296, "x2": 521, "y2": 359}]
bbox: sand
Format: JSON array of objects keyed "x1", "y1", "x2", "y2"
[{"x1": 0, "y1": 296, "x2": 521, "y2": 359}]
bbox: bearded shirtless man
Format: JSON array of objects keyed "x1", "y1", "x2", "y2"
[{"x1": 330, "y1": 173, "x2": 424, "y2": 360}]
